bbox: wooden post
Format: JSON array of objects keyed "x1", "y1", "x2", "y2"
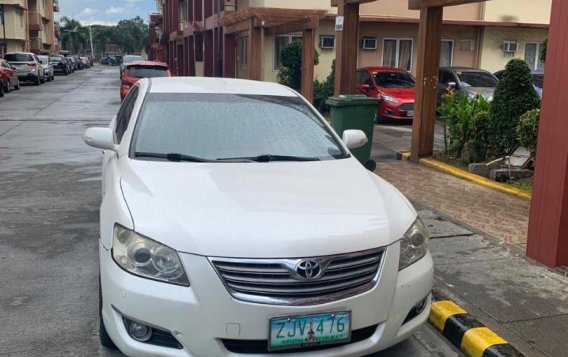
[
  {"x1": 301, "y1": 29, "x2": 315, "y2": 102},
  {"x1": 527, "y1": 0, "x2": 568, "y2": 267},
  {"x1": 248, "y1": 18, "x2": 262, "y2": 81},
  {"x1": 334, "y1": 1, "x2": 359, "y2": 95},
  {"x1": 410, "y1": 7, "x2": 443, "y2": 161}
]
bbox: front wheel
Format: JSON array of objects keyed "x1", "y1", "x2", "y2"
[
  {"x1": 14, "y1": 79, "x2": 20, "y2": 90},
  {"x1": 0, "y1": 85, "x2": 4, "y2": 97},
  {"x1": 34, "y1": 76, "x2": 40, "y2": 85},
  {"x1": 5, "y1": 83, "x2": 10, "y2": 93}
]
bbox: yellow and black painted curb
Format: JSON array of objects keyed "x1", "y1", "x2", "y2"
[
  {"x1": 396, "y1": 151, "x2": 532, "y2": 201},
  {"x1": 430, "y1": 293, "x2": 524, "y2": 357}
]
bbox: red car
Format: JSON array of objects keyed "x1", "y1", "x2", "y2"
[
  {"x1": 0, "y1": 58, "x2": 21, "y2": 97},
  {"x1": 356, "y1": 67, "x2": 416, "y2": 122},
  {"x1": 121, "y1": 61, "x2": 171, "y2": 100}
]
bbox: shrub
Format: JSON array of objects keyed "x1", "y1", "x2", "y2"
[
  {"x1": 277, "y1": 41, "x2": 319, "y2": 92},
  {"x1": 313, "y1": 60, "x2": 335, "y2": 114},
  {"x1": 517, "y1": 109, "x2": 540, "y2": 154},
  {"x1": 487, "y1": 59, "x2": 540, "y2": 158},
  {"x1": 439, "y1": 90, "x2": 489, "y2": 160}
]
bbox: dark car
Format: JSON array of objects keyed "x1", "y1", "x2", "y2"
[
  {"x1": 101, "y1": 56, "x2": 117, "y2": 66},
  {"x1": 49, "y1": 55, "x2": 70, "y2": 75},
  {"x1": 72, "y1": 55, "x2": 84, "y2": 70},
  {"x1": 0, "y1": 58, "x2": 21, "y2": 96},
  {"x1": 438, "y1": 67, "x2": 499, "y2": 104},
  {"x1": 494, "y1": 69, "x2": 543, "y2": 98},
  {"x1": 356, "y1": 67, "x2": 416, "y2": 122}
]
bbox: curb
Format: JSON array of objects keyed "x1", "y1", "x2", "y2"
[
  {"x1": 430, "y1": 293, "x2": 524, "y2": 357},
  {"x1": 398, "y1": 152, "x2": 532, "y2": 201}
]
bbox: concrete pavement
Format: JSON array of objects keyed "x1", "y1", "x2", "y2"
[{"x1": 0, "y1": 67, "x2": 463, "y2": 356}]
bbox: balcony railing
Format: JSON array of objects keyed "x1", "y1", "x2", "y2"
[{"x1": 29, "y1": 12, "x2": 42, "y2": 32}]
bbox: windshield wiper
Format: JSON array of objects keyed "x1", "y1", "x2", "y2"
[
  {"x1": 134, "y1": 152, "x2": 213, "y2": 162},
  {"x1": 216, "y1": 154, "x2": 320, "y2": 162}
]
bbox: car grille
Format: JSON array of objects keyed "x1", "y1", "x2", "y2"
[
  {"x1": 210, "y1": 248, "x2": 384, "y2": 305},
  {"x1": 399, "y1": 103, "x2": 414, "y2": 112},
  {"x1": 222, "y1": 324, "x2": 378, "y2": 354}
]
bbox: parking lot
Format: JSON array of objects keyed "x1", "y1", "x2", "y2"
[{"x1": 0, "y1": 66, "x2": 463, "y2": 356}]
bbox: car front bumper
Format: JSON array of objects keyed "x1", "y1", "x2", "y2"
[{"x1": 100, "y1": 241, "x2": 434, "y2": 357}]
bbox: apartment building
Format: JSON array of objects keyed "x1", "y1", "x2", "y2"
[
  {"x1": 148, "y1": 0, "x2": 550, "y2": 82},
  {"x1": 0, "y1": 0, "x2": 59, "y2": 56}
]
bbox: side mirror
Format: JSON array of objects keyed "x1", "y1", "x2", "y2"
[
  {"x1": 447, "y1": 81, "x2": 457, "y2": 88},
  {"x1": 83, "y1": 127, "x2": 116, "y2": 151},
  {"x1": 342, "y1": 130, "x2": 368, "y2": 150}
]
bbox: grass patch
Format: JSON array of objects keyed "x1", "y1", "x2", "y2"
[
  {"x1": 432, "y1": 151, "x2": 469, "y2": 171},
  {"x1": 510, "y1": 178, "x2": 533, "y2": 193}
]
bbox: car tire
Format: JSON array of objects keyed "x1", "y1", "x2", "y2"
[
  {"x1": 0, "y1": 85, "x2": 4, "y2": 97},
  {"x1": 51, "y1": 74, "x2": 55, "y2": 81},
  {"x1": 5, "y1": 83, "x2": 10, "y2": 93},
  {"x1": 14, "y1": 79, "x2": 20, "y2": 90},
  {"x1": 40, "y1": 76, "x2": 45, "y2": 84},
  {"x1": 99, "y1": 278, "x2": 117, "y2": 349},
  {"x1": 34, "y1": 76, "x2": 40, "y2": 86},
  {"x1": 64, "y1": 70, "x2": 68, "y2": 76}
]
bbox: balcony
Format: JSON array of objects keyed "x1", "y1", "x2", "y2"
[
  {"x1": 30, "y1": 37, "x2": 42, "y2": 52},
  {"x1": 29, "y1": 12, "x2": 42, "y2": 32},
  {"x1": 2, "y1": 0, "x2": 26, "y2": 9}
]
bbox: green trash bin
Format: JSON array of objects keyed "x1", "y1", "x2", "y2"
[{"x1": 326, "y1": 95, "x2": 380, "y2": 164}]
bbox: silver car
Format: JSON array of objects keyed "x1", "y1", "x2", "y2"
[
  {"x1": 37, "y1": 55, "x2": 55, "y2": 82},
  {"x1": 4, "y1": 52, "x2": 46, "y2": 85},
  {"x1": 438, "y1": 67, "x2": 499, "y2": 104}
]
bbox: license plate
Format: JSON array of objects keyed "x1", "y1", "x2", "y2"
[
  {"x1": 269, "y1": 312, "x2": 351, "y2": 351},
  {"x1": 407, "y1": 110, "x2": 415, "y2": 117}
]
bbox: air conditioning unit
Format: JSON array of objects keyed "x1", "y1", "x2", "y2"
[
  {"x1": 319, "y1": 35, "x2": 335, "y2": 49},
  {"x1": 361, "y1": 36, "x2": 377, "y2": 50},
  {"x1": 502, "y1": 41, "x2": 518, "y2": 53}
]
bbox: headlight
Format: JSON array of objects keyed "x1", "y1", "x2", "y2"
[
  {"x1": 381, "y1": 94, "x2": 400, "y2": 104},
  {"x1": 112, "y1": 224, "x2": 189, "y2": 286},
  {"x1": 399, "y1": 219, "x2": 429, "y2": 270}
]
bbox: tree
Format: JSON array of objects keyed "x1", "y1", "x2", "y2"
[
  {"x1": 60, "y1": 17, "x2": 87, "y2": 53},
  {"x1": 91, "y1": 25, "x2": 116, "y2": 57},
  {"x1": 115, "y1": 16, "x2": 148, "y2": 54},
  {"x1": 277, "y1": 41, "x2": 319, "y2": 92},
  {"x1": 487, "y1": 59, "x2": 541, "y2": 157},
  {"x1": 540, "y1": 38, "x2": 547, "y2": 63}
]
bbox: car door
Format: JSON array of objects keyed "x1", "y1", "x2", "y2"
[
  {"x1": 102, "y1": 85, "x2": 140, "y2": 197},
  {"x1": 3, "y1": 60, "x2": 15, "y2": 85},
  {"x1": 356, "y1": 70, "x2": 377, "y2": 98}
]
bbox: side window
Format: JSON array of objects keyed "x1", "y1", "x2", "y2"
[
  {"x1": 115, "y1": 86, "x2": 140, "y2": 143},
  {"x1": 360, "y1": 71, "x2": 373, "y2": 86},
  {"x1": 439, "y1": 70, "x2": 452, "y2": 85},
  {"x1": 356, "y1": 71, "x2": 363, "y2": 84}
]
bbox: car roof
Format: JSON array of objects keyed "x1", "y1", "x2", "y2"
[
  {"x1": 127, "y1": 61, "x2": 168, "y2": 68},
  {"x1": 441, "y1": 66, "x2": 490, "y2": 73},
  {"x1": 358, "y1": 66, "x2": 408, "y2": 73},
  {"x1": 147, "y1": 77, "x2": 297, "y2": 97}
]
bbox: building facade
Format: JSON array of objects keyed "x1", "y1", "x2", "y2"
[
  {"x1": 148, "y1": 0, "x2": 550, "y2": 83},
  {"x1": 0, "y1": 0, "x2": 59, "y2": 56}
]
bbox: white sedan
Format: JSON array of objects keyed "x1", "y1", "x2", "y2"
[{"x1": 83, "y1": 77, "x2": 434, "y2": 357}]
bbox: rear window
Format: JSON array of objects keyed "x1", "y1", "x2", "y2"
[
  {"x1": 456, "y1": 71, "x2": 498, "y2": 88},
  {"x1": 49, "y1": 56, "x2": 63, "y2": 62},
  {"x1": 38, "y1": 56, "x2": 49, "y2": 64},
  {"x1": 4, "y1": 53, "x2": 33, "y2": 62},
  {"x1": 127, "y1": 66, "x2": 169, "y2": 79}
]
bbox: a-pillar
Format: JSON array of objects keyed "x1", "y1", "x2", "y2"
[
  {"x1": 334, "y1": 1, "x2": 359, "y2": 95},
  {"x1": 248, "y1": 19, "x2": 262, "y2": 81},
  {"x1": 410, "y1": 6, "x2": 443, "y2": 161},
  {"x1": 527, "y1": 0, "x2": 568, "y2": 268},
  {"x1": 223, "y1": 33, "x2": 237, "y2": 78},
  {"x1": 301, "y1": 29, "x2": 315, "y2": 103}
]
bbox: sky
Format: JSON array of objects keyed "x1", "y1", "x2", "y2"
[{"x1": 56, "y1": 0, "x2": 157, "y2": 26}]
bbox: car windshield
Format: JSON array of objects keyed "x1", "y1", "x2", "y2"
[
  {"x1": 127, "y1": 66, "x2": 169, "y2": 78},
  {"x1": 38, "y1": 56, "x2": 49, "y2": 64},
  {"x1": 532, "y1": 74, "x2": 544, "y2": 89},
  {"x1": 124, "y1": 56, "x2": 143, "y2": 64},
  {"x1": 373, "y1": 71, "x2": 415, "y2": 88},
  {"x1": 132, "y1": 94, "x2": 347, "y2": 162},
  {"x1": 4, "y1": 53, "x2": 33, "y2": 62},
  {"x1": 456, "y1": 71, "x2": 498, "y2": 87}
]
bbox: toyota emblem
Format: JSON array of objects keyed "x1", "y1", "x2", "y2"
[{"x1": 295, "y1": 260, "x2": 322, "y2": 280}]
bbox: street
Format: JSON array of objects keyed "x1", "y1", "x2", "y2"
[{"x1": 0, "y1": 67, "x2": 462, "y2": 357}]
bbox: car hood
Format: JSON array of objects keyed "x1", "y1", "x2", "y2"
[
  {"x1": 120, "y1": 158, "x2": 416, "y2": 258},
  {"x1": 462, "y1": 87, "x2": 495, "y2": 99},
  {"x1": 379, "y1": 87, "x2": 415, "y2": 102}
]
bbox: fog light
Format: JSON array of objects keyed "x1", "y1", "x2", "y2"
[
  {"x1": 129, "y1": 321, "x2": 152, "y2": 342},
  {"x1": 414, "y1": 297, "x2": 427, "y2": 315}
]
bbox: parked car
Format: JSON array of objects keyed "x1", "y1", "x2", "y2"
[
  {"x1": 494, "y1": 69, "x2": 544, "y2": 98},
  {"x1": 438, "y1": 67, "x2": 498, "y2": 104},
  {"x1": 49, "y1": 55, "x2": 70, "y2": 75},
  {"x1": 4, "y1": 52, "x2": 46, "y2": 85},
  {"x1": 0, "y1": 58, "x2": 21, "y2": 95},
  {"x1": 68, "y1": 57, "x2": 78, "y2": 72},
  {"x1": 73, "y1": 55, "x2": 84, "y2": 70},
  {"x1": 120, "y1": 61, "x2": 171, "y2": 100},
  {"x1": 356, "y1": 67, "x2": 416, "y2": 122},
  {"x1": 82, "y1": 77, "x2": 434, "y2": 357},
  {"x1": 101, "y1": 56, "x2": 118, "y2": 66},
  {"x1": 80, "y1": 57, "x2": 91, "y2": 68},
  {"x1": 37, "y1": 55, "x2": 55, "y2": 82},
  {"x1": 120, "y1": 54, "x2": 144, "y2": 79}
]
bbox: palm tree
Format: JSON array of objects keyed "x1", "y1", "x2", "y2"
[{"x1": 60, "y1": 17, "x2": 87, "y2": 53}]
